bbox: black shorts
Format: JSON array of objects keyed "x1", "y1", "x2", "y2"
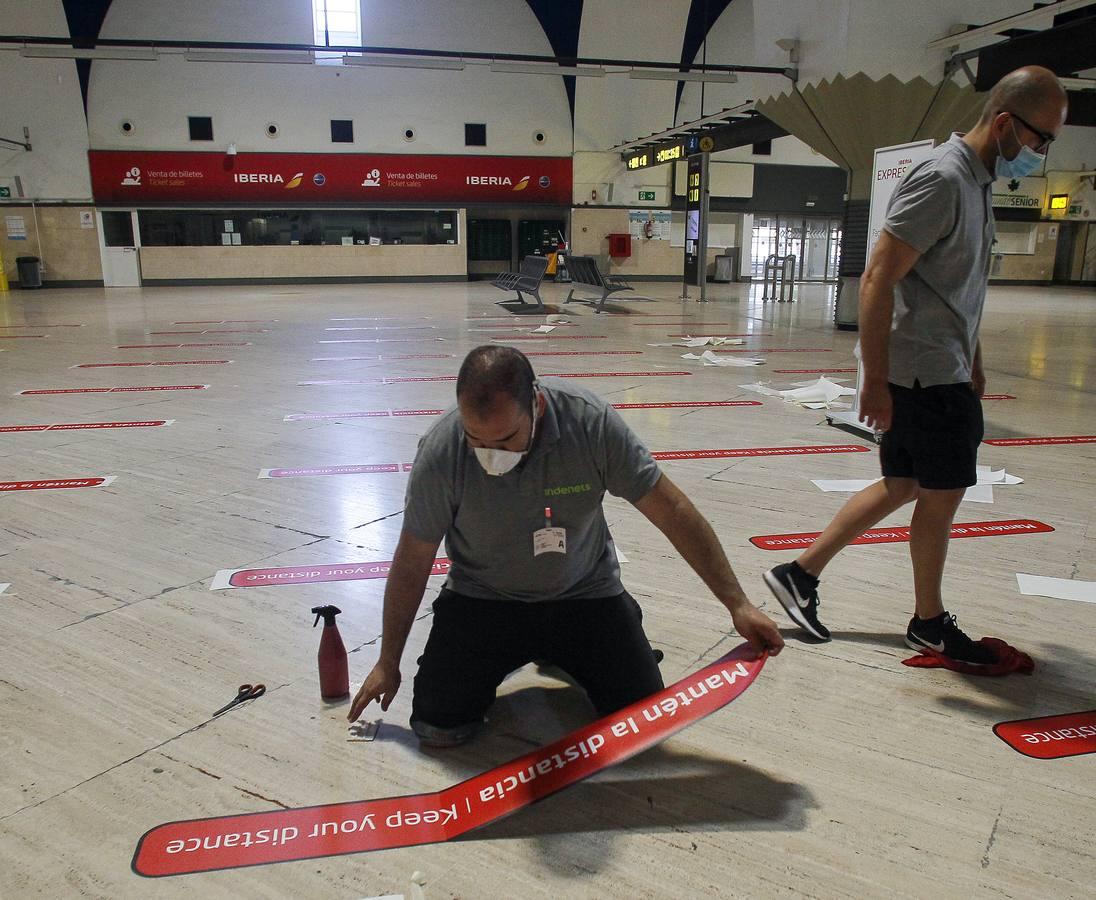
[
  {"x1": 411, "y1": 588, "x2": 664, "y2": 733},
  {"x1": 880, "y1": 381, "x2": 983, "y2": 490}
]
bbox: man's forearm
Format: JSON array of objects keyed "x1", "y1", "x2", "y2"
[
  {"x1": 657, "y1": 493, "x2": 750, "y2": 612},
  {"x1": 858, "y1": 267, "x2": 896, "y2": 385},
  {"x1": 378, "y1": 567, "x2": 433, "y2": 667}
]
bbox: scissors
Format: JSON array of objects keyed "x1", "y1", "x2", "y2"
[{"x1": 213, "y1": 683, "x2": 266, "y2": 717}]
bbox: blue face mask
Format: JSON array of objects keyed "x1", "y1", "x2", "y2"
[{"x1": 995, "y1": 122, "x2": 1045, "y2": 179}]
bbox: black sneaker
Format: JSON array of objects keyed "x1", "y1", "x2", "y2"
[
  {"x1": 905, "y1": 612, "x2": 998, "y2": 665},
  {"x1": 764, "y1": 562, "x2": 830, "y2": 641}
]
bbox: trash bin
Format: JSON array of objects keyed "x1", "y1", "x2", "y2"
[
  {"x1": 713, "y1": 251, "x2": 738, "y2": 283},
  {"x1": 16, "y1": 256, "x2": 42, "y2": 289}
]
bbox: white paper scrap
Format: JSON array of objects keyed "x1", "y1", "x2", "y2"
[
  {"x1": 810, "y1": 477, "x2": 994, "y2": 504},
  {"x1": 778, "y1": 376, "x2": 856, "y2": 407},
  {"x1": 675, "y1": 336, "x2": 745, "y2": 347},
  {"x1": 976, "y1": 465, "x2": 1023, "y2": 485},
  {"x1": 0, "y1": 583, "x2": 10, "y2": 596},
  {"x1": 545, "y1": 315, "x2": 570, "y2": 324},
  {"x1": 532, "y1": 324, "x2": 556, "y2": 333},
  {"x1": 683, "y1": 351, "x2": 763, "y2": 367},
  {"x1": 739, "y1": 382, "x2": 783, "y2": 397},
  {"x1": 1016, "y1": 574, "x2": 1096, "y2": 604}
]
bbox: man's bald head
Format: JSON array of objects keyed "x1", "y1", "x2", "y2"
[
  {"x1": 456, "y1": 345, "x2": 537, "y2": 417},
  {"x1": 978, "y1": 65, "x2": 1068, "y2": 126}
]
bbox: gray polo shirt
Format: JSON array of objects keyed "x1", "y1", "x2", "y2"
[
  {"x1": 403, "y1": 378, "x2": 662, "y2": 602},
  {"x1": 883, "y1": 134, "x2": 995, "y2": 388},
  {"x1": 403, "y1": 374, "x2": 657, "y2": 600}
]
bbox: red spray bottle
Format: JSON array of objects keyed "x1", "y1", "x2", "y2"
[{"x1": 311, "y1": 605, "x2": 349, "y2": 701}]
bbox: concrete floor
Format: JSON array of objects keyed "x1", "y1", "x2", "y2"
[{"x1": 0, "y1": 279, "x2": 1093, "y2": 898}]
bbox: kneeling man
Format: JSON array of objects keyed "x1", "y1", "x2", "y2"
[{"x1": 348, "y1": 345, "x2": 782, "y2": 745}]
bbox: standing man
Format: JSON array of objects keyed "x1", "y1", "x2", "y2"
[
  {"x1": 765, "y1": 66, "x2": 1068, "y2": 664},
  {"x1": 348, "y1": 345, "x2": 783, "y2": 745}
]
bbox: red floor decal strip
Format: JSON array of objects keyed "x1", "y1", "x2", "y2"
[
  {"x1": 118, "y1": 343, "x2": 251, "y2": 349},
  {"x1": 285, "y1": 410, "x2": 443, "y2": 421},
  {"x1": 495, "y1": 335, "x2": 608, "y2": 340},
  {"x1": 174, "y1": 320, "x2": 275, "y2": 324},
  {"x1": 310, "y1": 355, "x2": 455, "y2": 361},
  {"x1": 631, "y1": 322, "x2": 734, "y2": 327},
  {"x1": 981, "y1": 394, "x2": 1016, "y2": 400},
  {"x1": 708, "y1": 348, "x2": 833, "y2": 354},
  {"x1": 993, "y1": 710, "x2": 1096, "y2": 759},
  {"x1": 983, "y1": 436, "x2": 1095, "y2": 446},
  {"x1": 318, "y1": 339, "x2": 446, "y2": 344},
  {"x1": 614, "y1": 401, "x2": 762, "y2": 409},
  {"x1": 773, "y1": 368, "x2": 859, "y2": 374},
  {"x1": 149, "y1": 330, "x2": 267, "y2": 335},
  {"x1": 18, "y1": 385, "x2": 208, "y2": 395},
  {"x1": 0, "y1": 420, "x2": 172, "y2": 432},
  {"x1": 74, "y1": 361, "x2": 231, "y2": 368},
  {"x1": 298, "y1": 372, "x2": 691, "y2": 386},
  {"x1": 0, "y1": 334, "x2": 47, "y2": 339},
  {"x1": 259, "y1": 463, "x2": 413, "y2": 478},
  {"x1": 0, "y1": 476, "x2": 116, "y2": 492},
  {"x1": 524, "y1": 351, "x2": 642, "y2": 356},
  {"x1": 0, "y1": 323, "x2": 83, "y2": 328},
  {"x1": 211, "y1": 557, "x2": 451, "y2": 590},
  {"x1": 283, "y1": 400, "x2": 762, "y2": 422},
  {"x1": 750, "y1": 518, "x2": 1054, "y2": 550},
  {"x1": 653, "y1": 445, "x2": 869, "y2": 461},
  {"x1": 132, "y1": 644, "x2": 765, "y2": 877}
]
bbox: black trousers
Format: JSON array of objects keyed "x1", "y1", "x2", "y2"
[{"x1": 411, "y1": 588, "x2": 664, "y2": 731}]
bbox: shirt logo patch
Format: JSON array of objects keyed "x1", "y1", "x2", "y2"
[{"x1": 544, "y1": 482, "x2": 592, "y2": 497}]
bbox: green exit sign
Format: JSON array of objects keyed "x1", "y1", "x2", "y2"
[
  {"x1": 638, "y1": 191, "x2": 656, "y2": 201},
  {"x1": 0, "y1": 187, "x2": 11, "y2": 199}
]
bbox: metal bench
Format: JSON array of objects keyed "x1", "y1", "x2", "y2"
[
  {"x1": 492, "y1": 255, "x2": 549, "y2": 310},
  {"x1": 560, "y1": 254, "x2": 635, "y2": 314}
]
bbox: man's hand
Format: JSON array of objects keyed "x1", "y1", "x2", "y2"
[
  {"x1": 730, "y1": 603, "x2": 785, "y2": 656},
  {"x1": 858, "y1": 379, "x2": 893, "y2": 432},
  {"x1": 347, "y1": 660, "x2": 401, "y2": 722}
]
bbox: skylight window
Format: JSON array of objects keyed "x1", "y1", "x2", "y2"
[{"x1": 313, "y1": 0, "x2": 361, "y2": 62}]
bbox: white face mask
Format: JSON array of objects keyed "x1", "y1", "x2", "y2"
[{"x1": 473, "y1": 394, "x2": 538, "y2": 476}]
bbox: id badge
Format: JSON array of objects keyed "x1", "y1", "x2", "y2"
[{"x1": 533, "y1": 526, "x2": 567, "y2": 556}]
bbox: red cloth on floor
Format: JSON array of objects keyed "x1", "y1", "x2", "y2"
[{"x1": 902, "y1": 637, "x2": 1034, "y2": 676}]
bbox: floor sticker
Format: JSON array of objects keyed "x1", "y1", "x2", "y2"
[
  {"x1": 750, "y1": 518, "x2": 1054, "y2": 550},
  {"x1": 131, "y1": 644, "x2": 765, "y2": 876},
  {"x1": 18, "y1": 385, "x2": 208, "y2": 395},
  {"x1": 318, "y1": 339, "x2": 447, "y2": 344},
  {"x1": 174, "y1": 320, "x2": 275, "y2": 325},
  {"x1": 631, "y1": 322, "x2": 735, "y2": 327},
  {"x1": 653, "y1": 445, "x2": 869, "y2": 461},
  {"x1": 311, "y1": 355, "x2": 455, "y2": 361},
  {"x1": 993, "y1": 710, "x2": 1096, "y2": 759},
  {"x1": 118, "y1": 343, "x2": 251, "y2": 349},
  {"x1": 149, "y1": 330, "x2": 267, "y2": 335},
  {"x1": 708, "y1": 348, "x2": 833, "y2": 354},
  {"x1": 1, "y1": 420, "x2": 173, "y2": 433},
  {"x1": 1015, "y1": 574, "x2": 1096, "y2": 604},
  {"x1": 614, "y1": 401, "x2": 762, "y2": 410},
  {"x1": 523, "y1": 351, "x2": 642, "y2": 356},
  {"x1": 983, "y1": 436, "x2": 1096, "y2": 447},
  {"x1": 493, "y1": 336, "x2": 608, "y2": 341},
  {"x1": 773, "y1": 368, "x2": 858, "y2": 374},
  {"x1": 326, "y1": 326, "x2": 437, "y2": 331},
  {"x1": 981, "y1": 394, "x2": 1016, "y2": 400},
  {"x1": 210, "y1": 557, "x2": 451, "y2": 590},
  {"x1": 0, "y1": 476, "x2": 117, "y2": 492},
  {"x1": 0, "y1": 334, "x2": 48, "y2": 339},
  {"x1": 73, "y1": 361, "x2": 231, "y2": 368},
  {"x1": 332, "y1": 317, "x2": 432, "y2": 322},
  {"x1": 259, "y1": 464, "x2": 413, "y2": 478},
  {"x1": 0, "y1": 323, "x2": 83, "y2": 328},
  {"x1": 298, "y1": 372, "x2": 692, "y2": 386},
  {"x1": 282, "y1": 400, "x2": 762, "y2": 422}
]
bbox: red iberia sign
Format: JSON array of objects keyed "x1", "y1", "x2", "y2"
[
  {"x1": 89, "y1": 150, "x2": 572, "y2": 205},
  {"x1": 653, "y1": 445, "x2": 869, "y2": 461},
  {"x1": 993, "y1": 710, "x2": 1096, "y2": 759},
  {"x1": 210, "y1": 557, "x2": 450, "y2": 591},
  {"x1": 132, "y1": 644, "x2": 765, "y2": 877},
  {"x1": 751, "y1": 518, "x2": 1054, "y2": 550}
]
